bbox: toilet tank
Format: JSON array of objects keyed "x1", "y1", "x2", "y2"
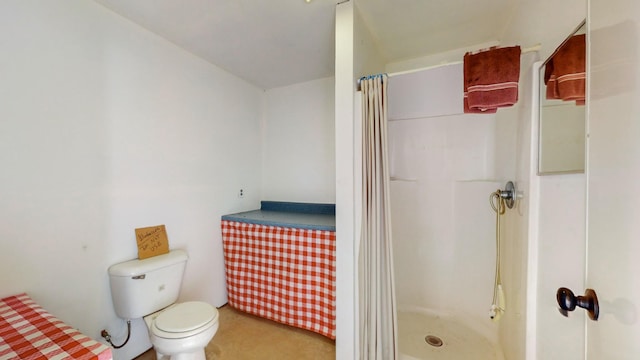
[{"x1": 108, "y1": 249, "x2": 188, "y2": 319}]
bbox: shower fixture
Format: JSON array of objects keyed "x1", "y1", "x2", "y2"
[
  {"x1": 488, "y1": 180, "x2": 516, "y2": 321},
  {"x1": 489, "y1": 181, "x2": 517, "y2": 214},
  {"x1": 498, "y1": 181, "x2": 516, "y2": 209}
]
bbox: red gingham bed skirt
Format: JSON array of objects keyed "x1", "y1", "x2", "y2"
[
  {"x1": 0, "y1": 293, "x2": 112, "y2": 360},
  {"x1": 221, "y1": 220, "x2": 336, "y2": 339}
]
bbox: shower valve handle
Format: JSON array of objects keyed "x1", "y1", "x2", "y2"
[{"x1": 556, "y1": 287, "x2": 599, "y2": 321}]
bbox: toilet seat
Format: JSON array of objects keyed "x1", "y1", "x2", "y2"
[{"x1": 151, "y1": 301, "x2": 218, "y2": 339}]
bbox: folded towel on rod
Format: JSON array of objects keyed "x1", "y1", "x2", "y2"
[
  {"x1": 464, "y1": 46, "x2": 521, "y2": 113},
  {"x1": 544, "y1": 34, "x2": 586, "y2": 104}
]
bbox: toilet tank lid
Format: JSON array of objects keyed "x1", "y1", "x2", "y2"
[{"x1": 108, "y1": 249, "x2": 188, "y2": 277}]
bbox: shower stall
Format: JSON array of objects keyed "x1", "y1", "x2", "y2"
[{"x1": 387, "y1": 63, "x2": 515, "y2": 359}]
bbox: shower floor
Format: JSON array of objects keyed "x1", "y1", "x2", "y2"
[{"x1": 398, "y1": 310, "x2": 503, "y2": 360}]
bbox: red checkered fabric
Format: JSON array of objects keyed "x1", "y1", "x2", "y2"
[
  {"x1": 0, "y1": 293, "x2": 112, "y2": 360},
  {"x1": 221, "y1": 220, "x2": 336, "y2": 339}
]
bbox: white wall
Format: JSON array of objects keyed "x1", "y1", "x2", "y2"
[
  {"x1": 0, "y1": 1, "x2": 262, "y2": 359},
  {"x1": 587, "y1": 0, "x2": 640, "y2": 356},
  {"x1": 262, "y1": 77, "x2": 336, "y2": 203},
  {"x1": 501, "y1": 1, "x2": 587, "y2": 360},
  {"x1": 353, "y1": 3, "x2": 387, "y2": 79},
  {"x1": 335, "y1": 1, "x2": 386, "y2": 358},
  {"x1": 536, "y1": 175, "x2": 586, "y2": 359},
  {"x1": 334, "y1": 3, "x2": 357, "y2": 359},
  {"x1": 494, "y1": 54, "x2": 537, "y2": 360}
]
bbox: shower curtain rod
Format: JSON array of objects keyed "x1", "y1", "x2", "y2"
[
  {"x1": 359, "y1": 43, "x2": 542, "y2": 82},
  {"x1": 388, "y1": 43, "x2": 541, "y2": 78}
]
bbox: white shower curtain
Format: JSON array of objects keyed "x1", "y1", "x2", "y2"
[{"x1": 358, "y1": 74, "x2": 398, "y2": 359}]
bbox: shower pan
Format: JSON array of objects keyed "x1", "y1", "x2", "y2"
[{"x1": 398, "y1": 307, "x2": 504, "y2": 360}]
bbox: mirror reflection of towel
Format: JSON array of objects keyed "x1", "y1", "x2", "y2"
[
  {"x1": 545, "y1": 34, "x2": 586, "y2": 104},
  {"x1": 464, "y1": 46, "x2": 521, "y2": 113}
]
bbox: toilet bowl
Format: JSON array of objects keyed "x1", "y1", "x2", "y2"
[{"x1": 144, "y1": 301, "x2": 219, "y2": 360}]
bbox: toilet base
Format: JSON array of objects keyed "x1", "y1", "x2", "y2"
[
  {"x1": 155, "y1": 348, "x2": 205, "y2": 360},
  {"x1": 149, "y1": 322, "x2": 217, "y2": 360}
]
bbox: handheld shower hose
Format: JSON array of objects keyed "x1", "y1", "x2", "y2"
[{"x1": 489, "y1": 191, "x2": 506, "y2": 321}]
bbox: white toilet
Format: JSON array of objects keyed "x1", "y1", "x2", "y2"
[{"x1": 108, "y1": 249, "x2": 219, "y2": 360}]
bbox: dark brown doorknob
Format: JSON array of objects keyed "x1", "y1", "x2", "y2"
[{"x1": 556, "y1": 287, "x2": 599, "y2": 321}]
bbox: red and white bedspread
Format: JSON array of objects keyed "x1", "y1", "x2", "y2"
[
  {"x1": 221, "y1": 220, "x2": 336, "y2": 339},
  {"x1": 0, "y1": 293, "x2": 112, "y2": 360}
]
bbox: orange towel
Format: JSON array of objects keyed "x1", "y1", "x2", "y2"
[
  {"x1": 464, "y1": 46, "x2": 521, "y2": 113},
  {"x1": 544, "y1": 34, "x2": 586, "y2": 104}
]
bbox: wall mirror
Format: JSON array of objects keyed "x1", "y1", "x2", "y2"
[{"x1": 538, "y1": 20, "x2": 587, "y2": 175}]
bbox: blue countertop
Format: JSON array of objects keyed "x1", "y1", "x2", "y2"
[{"x1": 221, "y1": 201, "x2": 336, "y2": 231}]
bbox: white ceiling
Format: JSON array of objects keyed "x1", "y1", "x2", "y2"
[{"x1": 94, "y1": 0, "x2": 517, "y2": 89}]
